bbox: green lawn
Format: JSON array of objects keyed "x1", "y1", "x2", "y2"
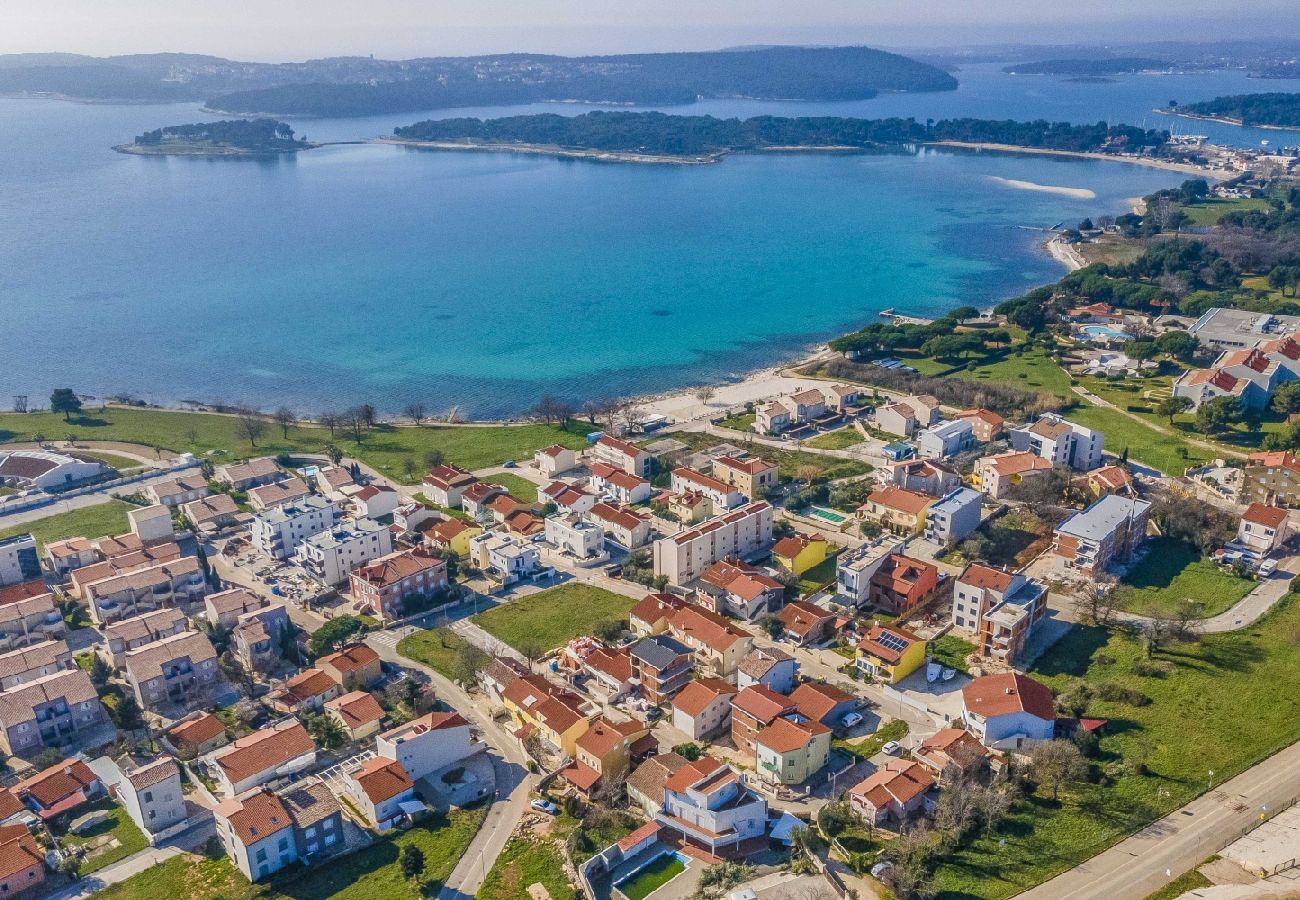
[
  {"x1": 1182, "y1": 196, "x2": 1270, "y2": 225},
  {"x1": 834, "y1": 719, "x2": 909, "y2": 760},
  {"x1": 928, "y1": 634, "x2": 977, "y2": 674},
  {"x1": 1110, "y1": 537, "x2": 1255, "y2": 618},
  {"x1": 895, "y1": 344, "x2": 1073, "y2": 396},
  {"x1": 652, "y1": 431, "x2": 870, "y2": 482},
  {"x1": 0, "y1": 500, "x2": 134, "y2": 549},
  {"x1": 1143, "y1": 866, "x2": 1213, "y2": 900},
  {"x1": 931, "y1": 592, "x2": 1300, "y2": 898},
  {"x1": 805, "y1": 428, "x2": 865, "y2": 450},
  {"x1": 87, "y1": 854, "x2": 263, "y2": 900},
  {"x1": 796, "y1": 556, "x2": 839, "y2": 596},
  {"x1": 1066, "y1": 403, "x2": 1210, "y2": 475},
  {"x1": 486, "y1": 472, "x2": 544, "y2": 505},
  {"x1": 615, "y1": 853, "x2": 686, "y2": 900},
  {"x1": 715, "y1": 412, "x2": 756, "y2": 432},
  {"x1": 74, "y1": 450, "x2": 144, "y2": 470},
  {"x1": 472, "y1": 583, "x2": 638, "y2": 652},
  {"x1": 397, "y1": 627, "x2": 475, "y2": 680},
  {"x1": 59, "y1": 799, "x2": 149, "y2": 874},
  {"x1": 0, "y1": 407, "x2": 588, "y2": 483},
  {"x1": 477, "y1": 832, "x2": 579, "y2": 900}
]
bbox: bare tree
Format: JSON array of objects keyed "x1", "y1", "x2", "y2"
[
  {"x1": 1142, "y1": 614, "x2": 1177, "y2": 658},
  {"x1": 532, "y1": 395, "x2": 573, "y2": 425},
  {"x1": 972, "y1": 782, "x2": 1016, "y2": 835},
  {"x1": 359, "y1": 404, "x2": 378, "y2": 428},
  {"x1": 695, "y1": 385, "x2": 717, "y2": 406},
  {"x1": 319, "y1": 411, "x2": 341, "y2": 439},
  {"x1": 581, "y1": 400, "x2": 601, "y2": 425},
  {"x1": 1029, "y1": 739, "x2": 1087, "y2": 801},
  {"x1": 796, "y1": 464, "x2": 822, "y2": 485},
  {"x1": 273, "y1": 406, "x2": 297, "y2": 439},
  {"x1": 1079, "y1": 577, "x2": 1118, "y2": 627},
  {"x1": 402, "y1": 403, "x2": 427, "y2": 426},
  {"x1": 344, "y1": 407, "x2": 367, "y2": 444},
  {"x1": 233, "y1": 409, "x2": 266, "y2": 448}
]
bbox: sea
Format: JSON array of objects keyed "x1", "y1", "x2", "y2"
[{"x1": 0, "y1": 62, "x2": 1292, "y2": 418}]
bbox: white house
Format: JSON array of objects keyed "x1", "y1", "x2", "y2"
[
  {"x1": 353, "y1": 484, "x2": 399, "y2": 520},
  {"x1": 921, "y1": 487, "x2": 983, "y2": 547},
  {"x1": 538, "y1": 481, "x2": 597, "y2": 516},
  {"x1": 1238, "y1": 503, "x2": 1290, "y2": 554},
  {"x1": 0, "y1": 534, "x2": 40, "y2": 588},
  {"x1": 591, "y1": 435, "x2": 651, "y2": 477},
  {"x1": 251, "y1": 496, "x2": 340, "y2": 560},
  {"x1": 469, "y1": 531, "x2": 541, "y2": 586},
  {"x1": 917, "y1": 419, "x2": 976, "y2": 460},
  {"x1": 375, "y1": 711, "x2": 478, "y2": 781},
  {"x1": 93, "y1": 756, "x2": 186, "y2": 842},
  {"x1": 294, "y1": 518, "x2": 393, "y2": 585},
  {"x1": 833, "y1": 538, "x2": 906, "y2": 608},
  {"x1": 655, "y1": 756, "x2": 768, "y2": 855},
  {"x1": 669, "y1": 469, "x2": 743, "y2": 511},
  {"x1": 341, "y1": 757, "x2": 416, "y2": 829},
  {"x1": 1009, "y1": 414, "x2": 1104, "y2": 471},
  {"x1": 588, "y1": 463, "x2": 652, "y2": 505},
  {"x1": 587, "y1": 503, "x2": 651, "y2": 550},
  {"x1": 960, "y1": 673, "x2": 1055, "y2": 750},
  {"x1": 535, "y1": 445, "x2": 579, "y2": 478},
  {"x1": 544, "y1": 514, "x2": 607, "y2": 560},
  {"x1": 210, "y1": 720, "x2": 318, "y2": 797},
  {"x1": 670, "y1": 677, "x2": 737, "y2": 741}
]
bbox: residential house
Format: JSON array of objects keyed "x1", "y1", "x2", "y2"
[
  {"x1": 730, "y1": 685, "x2": 796, "y2": 755},
  {"x1": 628, "y1": 593, "x2": 685, "y2": 637},
  {"x1": 480, "y1": 657, "x2": 530, "y2": 701},
  {"x1": 849, "y1": 759, "x2": 936, "y2": 825},
  {"x1": 652, "y1": 501, "x2": 774, "y2": 585},
  {"x1": 773, "y1": 534, "x2": 828, "y2": 578},
  {"x1": 214, "y1": 457, "x2": 281, "y2": 491},
  {"x1": 973, "y1": 451, "x2": 1053, "y2": 500},
  {"x1": 776, "y1": 601, "x2": 835, "y2": 647},
  {"x1": 693, "y1": 560, "x2": 783, "y2": 621},
  {"x1": 1238, "y1": 503, "x2": 1291, "y2": 554},
  {"x1": 469, "y1": 530, "x2": 541, "y2": 586},
  {"x1": 877, "y1": 458, "x2": 962, "y2": 497},
  {"x1": 856, "y1": 623, "x2": 927, "y2": 684},
  {"x1": 182, "y1": 493, "x2": 239, "y2": 531},
  {"x1": 591, "y1": 435, "x2": 652, "y2": 478},
  {"x1": 789, "y1": 681, "x2": 858, "y2": 730},
  {"x1": 213, "y1": 781, "x2": 342, "y2": 882},
  {"x1": 100, "y1": 756, "x2": 186, "y2": 841},
  {"x1": 123, "y1": 630, "x2": 218, "y2": 714},
  {"x1": 667, "y1": 490, "x2": 713, "y2": 524},
  {"x1": 0, "y1": 670, "x2": 106, "y2": 757},
  {"x1": 251, "y1": 496, "x2": 340, "y2": 560},
  {"x1": 295, "y1": 518, "x2": 393, "y2": 585},
  {"x1": 0, "y1": 593, "x2": 65, "y2": 653},
  {"x1": 956, "y1": 408, "x2": 1005, "y2": 443},
  {"x1": 860, "y1": 486, "x2": 934, "y2": 535},
  {"x1": 874, "y1": 395, "x2": 941, "y2": 438},
  {"x1": 349, "y1": 547, "x2": 448, "y2": 622},
  {"x1": 1052, "y1": 494, "x2": 1152, "y2": 577},
  {"x1": 324, "y1": 691, "x2": 386, "y2": 742},
  {"x1": 1009, "y1": 414, "x2": 1104, "y2": 471},
  {"x1": 538, "y1": 481, "x2": 597, "y2": 516},
  {"x1": 629, "y1": 636, "x2": 695, "y2": 704},
  {"x1": 270, "y1": 668, "x2": 341, "y2": 715},
  {"x1": 656, "y1": 756, "x2": 768, "y2": 855},
  {"x1": 671, "y1": 678, "x2": 738, "y2": 741},
  {"x1": 755, "y1": 401, "x2": 792, "y2": 435},
  {"x1": 461, "y1": 482, "x2": 508, "y2": 523},
  {"x1": 625, "y1": 752, "x2": 690, "y2": 817},
  {"x1": 1241, "y1": 451, "x2": 1300, "y2": 507},
  {"x1": 961, "y1": 672, "x2": 1056, "y2": 750},
  {"x1": 128, "y1": 504, "x2": 175, "y2": 546},
  {"x1": 501, "y1": 674, "x2": 595, "y2": 755},
  {"x1": 918, "y1": 419, "x2": 976, "y2": 460},
  {"x1": 670, "y1": 468, "x2": 743, "y2": 511},
  {"x1": 869, "y1": 554, "x2": 939, "y2": 614},
  {"x1": 755, "y1": 714, "x2": 831, "y2": 785},
  {"x1": 713, "y1": 454, "x2": 778, "y2": 500},
  {"x1": 952, "y1": 564, "x2": 1048, "y2": 667},
  {"x1": 353, "y1": 484, "x2": 399, "y2": 520},
  {"x1": 588, "y1": 463, "x2": 652, "y2": 505},
  {"x1": 544, "y1": 514, "x2": 607, "y2": 561},
  {"x1": 83, "y1": 556, "x2": 207, "y2": 626},
  {"x1": 534, "y1": 444, "x2": 578, "y2": 478},
  {"x1": 247, "y1": 476, "x2": 310, "y2": 512},
  {"x1": 204, "y1": 588, "x2": 265, "y2": 630},
  {"x1": 666, "y1": 604, "x2": 753, "y2": 680},
  {"x1": 318, "y1": 644, "x2": 382, "y2": 691},
  {"x1": 99, "y1": 608, "x2": 188, "y2": 667},
  {"x1": 421, "y1": 517, "x2": 482, "y2": 557},
  {"x1": 820, "y1": 383, "x2": 864, "y2": 413},
  {"x1": 14, "y1": 760, "x2": 103, "y2": 820},
  {"x1": 921, "y1": 487, "x2": 984, "y2": 547},
  {"x1": 588, "y1": 503, "x2": 651, "y2": 550},
  {"x1": 43, "y1": 537, "x2": 99, "y2": 579},
  {"x1": 0, "y1": 821, "x2": 45, "y2": 896},
  {"x1": 68, "y1": 539, "x2": 182, "y2": 599},
  {"x1": 563, "y1": 717, "x2": 652, "y2": 796},
  {"x1": 580, "y1": 645, "x2": 636, "y2": 703},
  {"x1": 0, "y1": 640, "x2": 71, "y2": 692},
  {"x1": 232, "y1": 604, "x2": 292, "y2": 673},
  {"x1": 211, "y1": 720, "x2": 318, "y2": 797},
  {"x1": 165, "y1": 713, "x2": 227, "y2": 758},
  {"x1": 736, "y1": 646, "x2": 798, "y2": 694},
  {"x1": 1172, "y1": 339, "x2": 1300, "y2": 410},
  {"x1": 914, "y1": 728, "x2": 991, "y2": 781},
  {"x1": 314, "y1": 465, "x2": 355, "y2": 495},
  {"x1": 421, "y1": 465, "x2": 477, "y2": 508},
  {"x1": 376, "y1": 711, "x2": 477, "y2": 782},
  {"x1": 833, "y1": 538, "x2": 906, "y2": 609},
  {"x1": 342, "y1": 757, "x2": 416, "y2": 829}
]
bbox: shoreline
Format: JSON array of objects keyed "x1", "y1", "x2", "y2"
[
  {"x1": 1045, "y1": 236, "x2": 1088, "y2": 272},
  {"x1": 1153, "y1": 108, "x2": 1300, "y2": 132},
  {"x1": 925, "y1": 140, "x2": 1223, "y2": 178},
  {"x1": 373, "y1": 136, "x2": 722, "y2": 165}
]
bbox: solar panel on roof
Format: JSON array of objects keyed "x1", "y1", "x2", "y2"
[{"x1": 875, "y1": 632, "x2": 909, "y2": 653}]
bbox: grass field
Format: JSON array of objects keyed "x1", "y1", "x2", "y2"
[
  {"x1": 59, "y1": 799, "x2": 148, "y2": 874},
  {"x1": 485, "y1": 472, "x2": 544, "y2": 505},
  {"x1": 796, "y1": 556, "x2": 839, "y2": 596},
  {"x1": 1182, "y1": 196, "x2": 1270, "y2": 225},
  {"x1": 1111, "y1": 537, "x2": 1256, "y2": 618},
  {"x1": 897, "y1": 344, "x2": 1073, "y2": 396},
  {"x1": 654, "y1": 431, "x2": 871, "y2": 482},
  {"x1": 87, "y1": 854, "x2": 262, "y2": 900},
  {"x1": 715, "y1": 412, "x2": 756, "y2": 432},
  {"x1": 805, "y1": 428, "x2": 865, "y2": 450},
  {"x1": 932, "y1": 592, "x2": 1300, "y2": 897},
  {"x1": 928, "y1": 634, "x2": 977, "y2": 674},
  {"x1": 0, "y1": 500, "x2": 134, "y2": 549},
  {"x1": 477, "y1": 832, "x2": 579, "y2": 900},
  {"x1": 1066, "y1": 403, "x2": 1211, "y2": 475},
  {"x1": 835, "y1": 718, "x2": 909, "y2": 761},
  {"x1": 397, "y1": 627, "x2": 475, "y2": 680},
  {"x1": 472, "y1": 583, "x2": 638, "y2": 652},
  {"x1": 74, "y1": 450, "x2": 144, "y2": 470},
  {"x1": 0, "y1": 407, "x2": 588, "y2": 483}
]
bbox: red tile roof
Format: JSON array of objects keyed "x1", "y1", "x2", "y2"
[
  {"x1": 777, "y1": 601, "x2": 833, "y2": 638},
  {"x1": 672, "y1": 677, "x2": 738, "y2": 718},
  {"x1": 16, "y1": 761, "x2": 98, "y2": 810},
  {"x1": 730, "y1": 684, "x2": 796, "y2": 723},
  {"x1": 962, "y1": 672, "x2": 1055, "y2": 721},
  {"x1": 789, "y1": 681, "x2": 855, "y2": 723},
  {"x1": 1244, "y1": 503, "x2": 1289, "y2": 529},
  {"x1": 757, "y1": 714, "x2": 830, "y2": 753},
  {"x1": 351, "y1": 757, "x2": 413, "y2": 804},
  {"x1": 957, "y1": 563, "x2": 1015, "y2": 594},
  {"x1": 864, "y1": 486, "x2": 934, "y2": 517}
]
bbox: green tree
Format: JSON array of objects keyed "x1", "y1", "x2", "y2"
[
  {"x1": 400, "y1": 844, "x2": 425, "y2": 881},
  {"x1": 307, "y1": 712, "x2": 347, "y2": 750},
  {"x1": 1155, "y1": 330, "x2": 1198, "y2": 360},
  {"x1": 672, "y1": 742, "x2": 702, "y2": 761},
  {"x1": 308, "y1": 615, "x2": 368, "y2": 656},
  {"x1": 49, "y1": 388, "x2": 81, "y2": 421},
  {"x1": 1273, "y1": 381, "x2": 1300, "y2": 420},
  {"x1": 1156, "y1": 395, "x2": 1194, "y2": 425},
  {"x1": 89, "y1": 655, "x2": 112, "y2": 686},
  {"x1": 1195, "y1": 395, "x2": 1242, "y2": 435},
  {"x1": 1030, "y1": 739, "x2": 1087, "y2": 800}
]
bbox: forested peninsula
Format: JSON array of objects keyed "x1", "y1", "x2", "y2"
[
  {"x1": 115, "y1": 118, "x2": 311, "y2": 156},
  {"x1": 1165, "y1": 93, "x2": 1300, "y2": 128},
  {"x1": 388, "y1": 111, "x2": 1170, "y2": 160},
  {"x1": 1003, "y1": 57, "x2": 1171, "y2": 75}
]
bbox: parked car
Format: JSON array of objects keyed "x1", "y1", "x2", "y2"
[
  {"x1": 530, "y1": 798, "x2": 559, "y2": 815},
  {"x1": 1260, "y1": 559, "x2": 1278, "y2": 577},
  {"x1": 882, "y1": 741, "x2": 902, "y2": 755},
  {"x1": 842, "y1": 712, "x2": 863, "y2": 730}
]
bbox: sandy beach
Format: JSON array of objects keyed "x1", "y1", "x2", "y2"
[
  {"x1": 927, "y1": 140, "x2": 1222, "y2": 178},
  {"x1": 1045, "y1": 236, "x2": 1088, "y2": 272},
  {"x1": 373, "y1": 136, "x2": 720, "y2": 165},
  {"x1": 988, "y1": 176, "x2": 1096, "y2": 199}
]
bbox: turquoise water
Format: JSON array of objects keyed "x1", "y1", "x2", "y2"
[{"x1": 0, "y1": 65, "x2": 1265, "y2": 417}]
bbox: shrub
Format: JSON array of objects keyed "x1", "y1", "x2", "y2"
[
  {"x1": 1131, "y1": 659, "x2": 1171, "y2": 678},
  {"x1": 1095, "y1": 682, "x2": 1151, "y2": 706}
]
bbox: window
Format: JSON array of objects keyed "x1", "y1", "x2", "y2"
[
  {"x1": 144, "y1": 791, "x2": 153, "y2": 803},
  {"x1": 278, "y1": 836, "x2": 289, "y2": 852},
  {"x1": 256, "y1": 849, "x2": 267, "y2": 863}
]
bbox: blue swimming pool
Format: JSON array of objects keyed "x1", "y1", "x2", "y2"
[{"x1": 1081, "y1": 325, "x2": 1131, "y2": 341}]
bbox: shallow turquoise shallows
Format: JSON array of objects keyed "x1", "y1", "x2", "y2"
[{"x1": 0, "y1": 64, "x2": 1259, "y2": 417}]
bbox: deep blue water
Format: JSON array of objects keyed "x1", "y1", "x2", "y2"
[{"x1": 0, "y1": 64, "x2": 1278, "y2": 418}]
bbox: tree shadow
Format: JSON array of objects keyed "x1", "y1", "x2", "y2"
[{"x1": 1033, "y1": 625, "x2": 1111, "y2": 678}]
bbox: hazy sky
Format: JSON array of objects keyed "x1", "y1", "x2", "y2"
[{"x1": 4, "y1": 0, "x2": 1298, "y2": 60}]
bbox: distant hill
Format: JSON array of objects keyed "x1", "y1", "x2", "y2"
[
  {"x1": 1004, "y1": 57, "x2": 1171, "y2": 75},
  {"x1": 0, "y1": 45, "x2": 957, "y2": 115},
  {"x1": 1175, "y1": 92, "x2": 1300, "y2": 127}
]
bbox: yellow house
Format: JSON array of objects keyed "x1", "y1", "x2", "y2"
[
  {"x1": 668, "y1": 491, "x2": 712, "y2": 524},
  {"x1": 422, "y1": 517, "x2": 483, "y2": 557},
  {"x1": 501, "y1": 674, "x2": 593, "y2": 756},
  {"x1": 856, "y1": 623, "x2": 927, "y2": 684},
  {"x1": 562, "y1": 716, "x2": 651, "y2": 795},
  {"x1": 755, "y1": 715, "x2": 832, "y2": 785},
  {"x1": 773, "y1": 533, "x2": 829, "y2": 576}
]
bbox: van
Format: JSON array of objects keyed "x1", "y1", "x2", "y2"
[{"x1": 1259, "y1": 559, "x2": 1278, "y2": 577}]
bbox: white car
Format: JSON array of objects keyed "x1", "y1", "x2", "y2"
[
  {"x1": 881, "y1": 740, "x2": 902, "y2": 755},
  {"x1": 842, "y1": 712, "x2": 864, "y2": 730},
  {"x1": 530, "y1": 799, "x2": 559, "y2": 815},
  {"x1": 1259, "y1": 559, "x2": 1278, "y2": 577}
]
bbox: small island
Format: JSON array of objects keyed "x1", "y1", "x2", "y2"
[
  {"x1": 385, "y1": 110, "x2": 1169, "y2": 163},
  {"x1": 1003, "y1": 57, "x2": 1171, "y2": 76},
  {"x1": 1157, "y1": 92, "x2": 1300, "y2": 129},
  {"x1": 114, "y1": 118, "x2": 314, "y2": 157}
]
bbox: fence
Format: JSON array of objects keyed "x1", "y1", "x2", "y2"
[{"x1": 0, "y1": 458, "x2": 200, "y2": 519}]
